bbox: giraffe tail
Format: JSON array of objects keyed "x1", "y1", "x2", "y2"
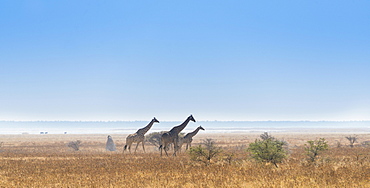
[
  {"x1": 123, "y1": 145, "x2": 127, "y2": 151},
  {"x1": 159, "y1": 145, "x2": 163, "y2": 150}
]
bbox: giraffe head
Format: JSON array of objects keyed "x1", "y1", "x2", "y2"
[
  {"x1": 153, "y1": 117, "x2": 160, "y2": 123},
  {"x1": 189, "y1": 115, "x2": 196, "y2": 122},
  {"x1": 199, "y1": 126, "x2": 205, "y2": 131}
]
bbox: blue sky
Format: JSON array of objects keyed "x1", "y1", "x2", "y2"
[{"x1": 1, "y1": 1, "x2": 369, "y2": 121}]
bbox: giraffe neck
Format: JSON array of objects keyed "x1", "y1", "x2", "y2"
[
  {"x1": 170, "y1": 117, "x2": 191, "y2": 134},
  {"x1": 186, "y1": 127, "x2": 201, "y2": 139},
  {"x1": 137, "y1": 119, "x2": 156, "y2": 135}
]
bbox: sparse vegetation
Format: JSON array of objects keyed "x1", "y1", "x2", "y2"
[
  {"x1": 67, "y1": 140, "x2": 82, "y2": 151},
  {"x1": 362, "y1": 141, "x2": 370, "y2": 147},
  {"x1": 0, "y1": 134, "x2": 369, "y2": 187},
  {"x1": 188, "y1": 138, "x2": 222, "y2": 164}
]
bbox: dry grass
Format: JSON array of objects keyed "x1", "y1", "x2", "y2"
[{"x1": 0, "y1": 134, "x2": 369, "y2": 187}]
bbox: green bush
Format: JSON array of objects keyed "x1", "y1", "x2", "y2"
[
  {"x1": 247, "y1": 137, "x2": 288, "y2": 167},
  {"x1": 304, "y1": 138, "x2": 328, "y2": 162}
]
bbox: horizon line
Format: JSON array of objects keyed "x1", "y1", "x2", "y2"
[{"x1": 1, "y1": 120, "x2": 370, "y2": 122}]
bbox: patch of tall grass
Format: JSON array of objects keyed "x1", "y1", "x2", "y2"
[{"x1": 0, "y1": 142, "x2": 369, "y2": 187}]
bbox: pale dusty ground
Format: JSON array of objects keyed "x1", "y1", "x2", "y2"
[{"x1": 1, "y1": 132, "x2": 369, "y2": 153}]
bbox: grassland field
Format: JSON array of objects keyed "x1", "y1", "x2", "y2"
[{"x1": 0, "y1": 132, "x2": 369, "y2": 187}]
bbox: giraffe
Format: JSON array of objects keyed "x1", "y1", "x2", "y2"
[
  {"x1": 123, "y1": 117, "x2": 159, "y2": 153},
  {"x1": 159, "y1": 115, "x2": 196, "y2": 156},
  {"x1": 179, "y1": 125, "x2": 205, "y2": 151}
]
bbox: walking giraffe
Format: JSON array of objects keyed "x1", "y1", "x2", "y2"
[
  {"x1": 179, "y1": 125, "x2": 205, "y2": 151},
  {"x1": 123, "y1": 117, "x2": 159, "y2": 153},
  {"x1": 159, "y1": 115, "x2": 196, "y2": 156}
]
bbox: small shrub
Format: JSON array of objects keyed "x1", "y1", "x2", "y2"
[
  {"x1": 188, "y1": 138, "x2": 222, "y2": 164},
  {"x1": 304, "y1": 138, "x2": 328, "y2": 162}
]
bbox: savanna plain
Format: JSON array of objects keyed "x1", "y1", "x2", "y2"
[{"x1": 0, "y1": 132, "x2": 369, "y2": 187}]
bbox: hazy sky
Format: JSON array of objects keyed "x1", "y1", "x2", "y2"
[{"x1": 1, "y1": 1, "x2": 369, "y2": 121}]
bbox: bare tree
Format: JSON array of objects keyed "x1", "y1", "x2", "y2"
[{"x1": 346, "y1": 135, "x2": 357, "y2": 148}]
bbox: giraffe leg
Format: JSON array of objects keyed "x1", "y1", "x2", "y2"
[
  {"x1": 123, "y1": 139, "x2": 132, "y2": 153},
  {"x1": 142, "y1": 141, "x2": 145, "y2": 153},
  {"x1": 164, "y1": 144, "x2": 169, "y2": 156},
  {"x1": 173, "y1": 141, "x2": 177, "y2": 156},
  {"x1": 134, "y1": 142, "x2": 140, "y2": 153},
  {"x1": 128, "y1": 143, "x2": 132, "y2": 153},
  {"x1": 186, "y1": 143, "x2": 189, "y2": 150}
]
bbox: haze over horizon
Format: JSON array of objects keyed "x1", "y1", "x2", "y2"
[
  {"x1": 1, "y1": 1, "x2": 369, "y2": 122},
  {"x1": 7, "y1": 117, "x2": 370, "y2": 122}
]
